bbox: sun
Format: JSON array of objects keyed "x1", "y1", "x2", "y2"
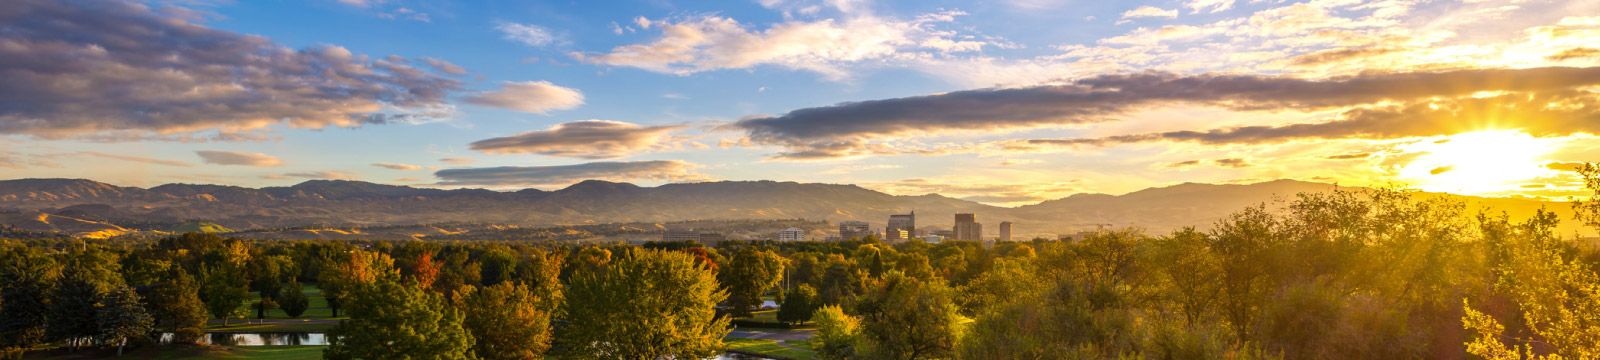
[{"x1": 1395, "y1": 130, "x2": 1562, "y2": 195}]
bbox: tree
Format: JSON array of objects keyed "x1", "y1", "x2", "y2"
[
  {"x1": 557, "y1": 249, "x2": 730, "y2": 360},
  {"x1": 1155, "y1": 227, "x2": 1222, "y2": 325},
  {"x1": 97, "y1": 286, "x2": 154, "y2": 356},
  {"x1": 853, "y1": 271, "x2": 961, "y2": 360},
  {"x1": 718, "y1": 247, "x2": 785, "y2": 317},
  {"x1": 461, "y1": 283, "x2": 558, "y2": 360},
  {"x1": 318, "y1": 250, "x2": 396, "y2": 318},
  {"x1": 199, "y1": 264, "x2": 249, "y2": 326},
  {"x1": 810, "y1": 305, "x2": 860, "y2": 360},
  {"x1": 776, "y1": 284, "x2": 819, "y2": 325},
  {"x1": 250, "y1": 255, "x2": 296, "y2": 305},
  {"x1": 48, "y1": 266, "x2": 105, "y2": 351},
  {"x1": 325, "y1": 279, "x2": 475, "y2": 360},
  {"x1": 0, "y1": 249, "x2": 54, "y2": 350},
  {"x1": 278, "y1": 279, "x2": 310, "y2": 318},
  {"x1": 143, "y1": 266, "x2": 207, "y2": 344}
]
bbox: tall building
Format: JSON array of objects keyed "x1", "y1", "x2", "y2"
[
  {"x1": 839, "y1": 221, "x2": 871, "y2": 240},
  {"x1": 886, "y1": 211, "x2": 916, "y2": 241},
  {"x1": 1000, "y1": 221, "x2": 1013, "y2": 241},
  {"x1": 954, "y1": 213, "x2": 982, "y2": 241},
  {"x1": 778, "y1": 227, "x2": 805, "y2": 241},
  {"x1": 663, "y1": 229, "x2": 700, "y2": 242}
]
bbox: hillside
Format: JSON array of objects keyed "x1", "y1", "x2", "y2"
[{"x1": 0, "y1": 178, "x2": 1587, "y2": 238}]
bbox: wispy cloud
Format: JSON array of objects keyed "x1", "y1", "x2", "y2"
[
  {"x1": 469, "y1": 120, "x2": 685, "y2": 159},
  {"x1": 196, "y1": 150, "x2": 285, "y2": 167}
]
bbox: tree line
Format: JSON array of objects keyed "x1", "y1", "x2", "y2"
[{"x1": 3, "y1": 168, "x2": 1600, "y2": 359}]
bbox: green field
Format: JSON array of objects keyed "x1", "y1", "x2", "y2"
[
  {"x1": 725, "y1": 338, "x2": 816, "y2": 360},
  {"x1": 206, "y1": 283, "x2": 343, "y2": 332}
]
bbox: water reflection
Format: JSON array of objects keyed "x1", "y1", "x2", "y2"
[{"x1": 158, "y1": 332, "x2": 327, "y2": 346}]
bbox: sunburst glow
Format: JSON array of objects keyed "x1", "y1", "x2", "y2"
[{"x1": 1396, "y1": 130, "x2": 1562, "y2": 195}]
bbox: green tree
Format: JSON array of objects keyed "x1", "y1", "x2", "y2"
[
  {"x1": 557, "y1": 249, "x2": 730, "y2": 360},
  {"x1": 144, "y1": 266, "x2": 207, "y2": 343},
  {"x1": 853, "y1": 271, "x2": 962, "y2": 360},
  {"x1": 97, "y1": 286, "x2": 154, "y2": 356},
  {"x1": 776, "y1": 284, "x2": 819, "y2": 325},
  {"x1": 719, "y1": 247, "x2": 785, "y2": 317},
  {"x1": 0, "y1": 249, "x2": 55, "y2": 349},
  {"x1": 461, "y1": 282, "x2": 558, "y2": 360},
  {"x1": 1155, "y1": 227, "x2": 1222, "y2": 325},
  {"x1": 279, "y1": 280, "x2": 310, "y2": 318},
  {"x1": 810, "y1": 305, "x2": 860, "y2": 360},
  {"x1": 199, "y1": 264, "x2": 249, "y2": 326},
  {"x1": 47, "y1": 266, "x2": 105, "y2": 351},
  {"x1": 325, "y1": 279, "x2": 476, "y2": 360}
]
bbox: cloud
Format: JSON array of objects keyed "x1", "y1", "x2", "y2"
[
  {"x1": 372, "y1": 162, "x2": 423, "y2": 170},
  {"x1": 196, "y1": 150, "x2": 285, "y2": 167},
  {"x1": 1184, "y1": 0, "x2": 1234, "y2": 14},
  {"x1": 1214, "y1": 158, "x2": 1251, "y2": 168},
  {"x1": 999, "y1": 159, "x2": 1041, "y2": 166},
  {"x1": 1288, "y1": 47, "x2": 1405, "y2": 67},
  {"x1": 440, "y1": 157, "x2": 478, "y2": 165},
  {"x1": 863, "y1": 177, "x2": 1087, "y2": 206},
  {"x1": 395, "y1": 177, "x2": 421, "y2": 182},
  {"x1": 468, "y1": 120, "x2": 685, "y2": 159},
  {"x1": 266, "y1": 170, "x2": 358, "y2": 180},
  {"x1": 497, "y1": 22, "x2": 558, "y2": 47},
  {"x1": 1165, "y1": 160, "x2": 1202, "y2": 168},
  {"x1": 433, "y1": 160, "x2": 708, "y2": 187},
  {"x1": 422, "y1": 58, "x2": 468, "y2": 76},
  {"x1": 1323, "y1": 152, "x2": 1372, "y2": 160},
  {"x1": 1123, "y1": 6, "x2": 1178, "y2": 19},
  {"x1": 1547, "y1": 47, "x2": 1600, "y2": 62},
  {"x1": 569, "y1": 11, "x2": 989, "y2": 80},
  {"x1": 78, "y1": 151, "x2": 193, "y2": 167},
  {"x1": 731, "y1": 66, "x2": 1600, "y2": 159},
  {"x1": 462, "y1": 81, "x2": 585, "y2": 114},
  {"x1": 0, "y1": 0, "x2": 463, "y2": 140}
]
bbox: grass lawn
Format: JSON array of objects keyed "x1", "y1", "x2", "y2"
[
  {"x1": 26, "y1": 345, "x2": 325, "y2": 360},
  {"x1": 205, "y1": 283, "x2": 343, "y2": 332},
  {"x1": 724, "y1": 338, "x2": 815, "y2": 360}
]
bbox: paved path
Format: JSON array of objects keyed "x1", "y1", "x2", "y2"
[{"x1": 725, "y1": 329, "x2": 815, "y2": 341}]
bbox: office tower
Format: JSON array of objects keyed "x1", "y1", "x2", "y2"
[
  {"x1": 1000, "y1": 221, "x2": 1013, "y2": 241},
  {"x1": 887, "y1": 211, "x2": 915, "y2": 241},
  {"x1": 954, "y1": 213, "x2": 982, "y2": 241}
]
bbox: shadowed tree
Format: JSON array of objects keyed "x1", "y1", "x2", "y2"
[
  {"x1": 719, "y1": 247, "x2": 785, "y2": 317},
  {"x1": 199, "y1": 264, "x2": 248, "y2": 326},
  {"x1": 278, "y1": 279, "x2": 309, "y2": 318},
  {"x1": 853, "y1": 271, "x2": 961, "y2": 360},
  {"x1": 0, "y1": 249, "x2": 55, "y2": 350},
  {"x1": 97, "y1": 286, "x2": 154, "y2": 356},
  {"x1": 144, "y1": 266, "x2": 206, "y2": 343},
  {"x1": 776, "y1": 284, "x2": 819, "y2": 325},
  {"x1": 48, "y1": 265, "x2": 106, "y2": 351}
]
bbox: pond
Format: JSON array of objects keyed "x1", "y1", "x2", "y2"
[
  {"x1": 159, "y1": 332, "x2": 778, "y2": 359},
  {"x1": 159, "y1": 332, "x2": 327, "y2": 346}
]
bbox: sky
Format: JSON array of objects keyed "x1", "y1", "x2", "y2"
[{"x1": 2, "y1": 0, "x2": 1599, "y2": 206}]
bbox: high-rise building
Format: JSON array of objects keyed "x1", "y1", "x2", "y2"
[
  {"x1": 1000, "y1": 221, "x2": 1014, "y2": 241},
  {"x1": 954, "y1": 213, "x2": 982, "y2": 241},
  {"x1": 886, "y1": 211, "x2": 915, "y2": 241},
  {"x1": 778, "y1": 227, "x2": 805, "y2": 241},
  {"x1": 839, "y1": 221, "x2": 871, "y2": 240}
]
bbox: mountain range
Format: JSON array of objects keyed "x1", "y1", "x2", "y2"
[{"x1": 0, "y1": 178, "x2": 1588, "y2": 239}]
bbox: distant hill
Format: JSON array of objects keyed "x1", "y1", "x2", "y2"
[
  {"x1": 0, "y1": 178, "x2": 1587, "y2": 237},
  {"x1": 171, "y1": 221, "x2": 233, "y2": 234}
]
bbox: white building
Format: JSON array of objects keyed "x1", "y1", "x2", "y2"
[{"x1": 778, "y1": 227, "x2": 805, "y2": 241}]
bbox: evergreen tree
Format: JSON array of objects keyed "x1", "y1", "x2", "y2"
[
  {"x1": 325, "y1": 279, "x2": 475, "y2": 360},
  {"x1": 144, "y1": 266, "x2": 207, "y2": 344},
  {"x1": 47, "y1": 266, "x2": 105, "y2": 351},
  {"x1": 97, "y1": 286, "x2": 154, "y2": 356},
  {"x1": 0, "y1": 250, "x2": 54, "y2": 350},
  {"x1": 461, "y1": 282, "x2": 558, "y2": 360},
  {"x1": 557, "y1": 249, "x2": 730, "y2": 360},
  {"x1": 278, "y1": 280, "x2": 310, "y2": 318}
]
